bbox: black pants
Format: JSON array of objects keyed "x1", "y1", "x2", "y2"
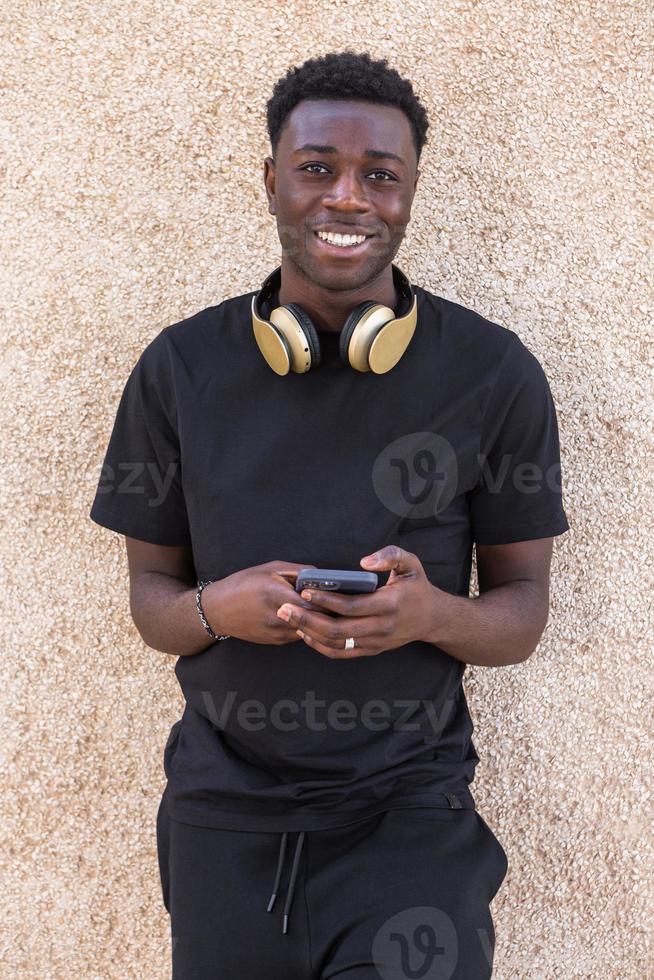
[{"x1": 156, "y1": 791, "x2": 508, "y2": 979}]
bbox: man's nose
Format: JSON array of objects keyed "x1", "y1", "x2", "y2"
[{"x1": 322, "y1": 171, "x2": 371, "y2": 210}]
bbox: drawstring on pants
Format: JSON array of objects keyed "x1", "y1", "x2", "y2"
[
  {"x1": 265, "y1": 792, "x2": 465, "y2": 935},
  {"x1": 266, "y1": 831, "x2": 306, "y2": 934}
]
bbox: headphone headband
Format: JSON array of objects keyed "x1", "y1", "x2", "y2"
[{"x1": 255, "y1": 263, "x2": 415, "y2": 322}]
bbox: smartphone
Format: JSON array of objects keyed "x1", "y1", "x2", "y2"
[{"x1": 294, "y1": 568, "x2": 378, "y2": 595}]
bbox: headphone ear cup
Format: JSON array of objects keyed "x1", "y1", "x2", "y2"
[
  {"x1": 282, "y1": 303, "x2": 322, "y2": 369},
  {"x1": 339, "y1": 301, "x2": 379, "y2": 366}
]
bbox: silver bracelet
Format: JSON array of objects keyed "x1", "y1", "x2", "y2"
[{"x1": 195, "y1": 579, "x2": 231, "y2": 641}]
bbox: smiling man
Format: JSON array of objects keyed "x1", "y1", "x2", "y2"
[
  {"x1": 264, "y1": 96, "x2": 418, "y2": 326},
  {"x1": 90, "y1": 51, "x2": 569, "y2": 979}
]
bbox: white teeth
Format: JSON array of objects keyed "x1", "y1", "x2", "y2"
[{"x1": 317, "y1": 231, "x2": 367, "y2": 247}]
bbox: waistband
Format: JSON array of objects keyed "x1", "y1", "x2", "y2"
[{"x1": 266, "y1": 791, "x2": 467, "y2": 935}]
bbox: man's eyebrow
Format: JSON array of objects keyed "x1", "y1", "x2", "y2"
[{"x1": 292, "y1": 143, "x2": 406, "y2": 165}]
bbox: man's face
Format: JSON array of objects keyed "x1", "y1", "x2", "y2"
[{"x1": 263, "y1": 99, "x2": 420, "y2": 291}]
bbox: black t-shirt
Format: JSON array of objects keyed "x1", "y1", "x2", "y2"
[{"x1": 89, "y1": 280, "x2": 570, "y2": 832}]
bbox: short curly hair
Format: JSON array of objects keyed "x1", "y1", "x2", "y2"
[{"x1": 266, "y1": 50, "x2": 430, "y2": 166}]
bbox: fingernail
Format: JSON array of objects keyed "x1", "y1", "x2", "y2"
[
  {"x1": 277, "y1": 607, "x2": 291, "y2": 621},
  {"x1": 301, "y1": 591, "x2": 312, "y2": 601}
]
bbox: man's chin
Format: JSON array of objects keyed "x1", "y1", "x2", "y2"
[{"x1": 290, "y1": 254, "x2": 389, "y2": 292}]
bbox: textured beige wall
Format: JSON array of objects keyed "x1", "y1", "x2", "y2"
[{"x1": 2, "y1": 1, "x2": 652, "y2": 977}]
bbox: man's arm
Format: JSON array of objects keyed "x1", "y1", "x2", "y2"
[
  {"x1": 422, "y1": 538, "x2": 554, "y2": 667},
  {"x1": 125, "y1": 537, "x2": 225, "y2": 657}
]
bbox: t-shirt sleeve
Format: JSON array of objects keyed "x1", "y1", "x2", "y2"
[
  {"x1": 89, "y1": 328, "x2": 192, "y2": 546},
  {"x1": 468, "y1": 336, "x2": 570, "y2": 545}
]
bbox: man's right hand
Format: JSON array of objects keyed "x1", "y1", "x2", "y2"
[{"x1": 201, "y1": 561, "x2": 320, "y2": 645}]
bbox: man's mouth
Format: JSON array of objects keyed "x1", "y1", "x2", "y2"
[{"x1": 312, "y1": 229, "x2": 374, "y2": 254}]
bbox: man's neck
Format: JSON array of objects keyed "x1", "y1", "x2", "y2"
[{"x1": 277, "y1": 259, "x2": 399, "y2": 333}]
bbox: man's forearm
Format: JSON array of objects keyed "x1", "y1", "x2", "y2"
[
  {"x1": 422, "y1": 580, "x2": 549, "y2": 667},
  {"x1": 129, "y1": 571, "x2": 226, "y2": 657}
]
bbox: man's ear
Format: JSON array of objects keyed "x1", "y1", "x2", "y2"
[{"x1": 263, "y1": 156, "x2": 276, "y2": 215}]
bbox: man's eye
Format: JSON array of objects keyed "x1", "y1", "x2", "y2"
[{"x1": 299, "y1": 164, "x2": 396, "y2": 181}]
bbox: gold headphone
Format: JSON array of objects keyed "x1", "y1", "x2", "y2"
[{"x1": 251, "y1": 264, "x2": 418, "y2": 375}]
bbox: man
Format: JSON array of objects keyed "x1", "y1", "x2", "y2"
[{"x1": 90, "y1": 50, "x2": 569, "y2": 979}]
